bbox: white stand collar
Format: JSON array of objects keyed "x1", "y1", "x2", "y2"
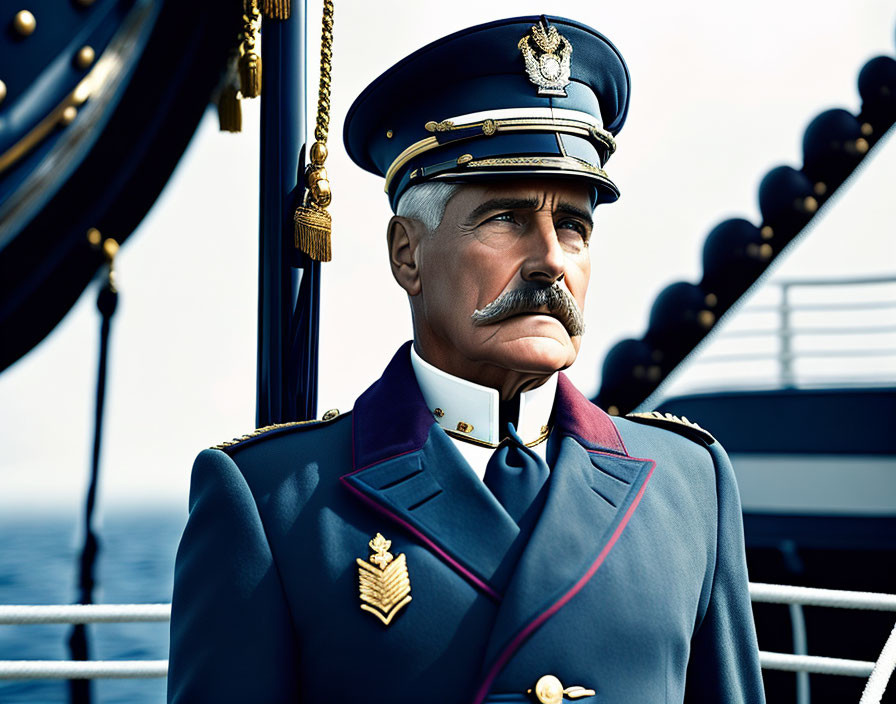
[{"x1": 410, "y1": 345, "x2": 558, "y2": 447}]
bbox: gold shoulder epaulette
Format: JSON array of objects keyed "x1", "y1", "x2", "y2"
[
  {"x1": 212, "y1": 408, "x2": 342, "y2": 451},
  {"x1": 625, "y1": 411, "x2": 715, "y2": 445}
]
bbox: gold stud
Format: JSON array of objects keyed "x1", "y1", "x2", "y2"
[
  {"x1": 704, "y1": 293, "x2": 717, "y2": 307},
  {"x1": 86, "y1": 228, "x2": 102, "y2": 246},
  {"x1": 803, "y1": 196, "x2": 818, "y2": 213},
  {"x1": 13, "y1": 10, "x2": 36, "y2": 36},
  {"x1": 647, "y1": 365, "x2": 661, "y2": 382},
  {"x1": 456, "y1": 421, "x2": 473, "y2": 433},
  {"x1": 760, "y1": 225, "x2": 774, "y2": 240},
  {"x1": 321, "y1": 408, "x2": 340, "y2": 420},
  {"x1": 75, "y1": 45, "x2": 95, "y2": 70},
  {"x1": 102, "y1": 238, "x2": 119, "y2": 260},
  {"x1": 861, "y1": 123, "x2": 873, "y2": 136},
  {"x1": 813, "y1": 182, "x2": 827, "y2": 196},
  {"x1": 607, "y1": 405, "x2": 619, "y2": 416},
  {"x1": 855, "y1": 138, "x2": 869, "y2": 154},
  {"x1": 698, "y1": 310, "x2": 715, "y2": 329},
  {"x1": 433, "y1": 408, "x2": 444, "y2": 418},
  {"x1": 759, "y1": 243, "x2": 773, "y2": 260},
  {"x1": 540, "y1": 425, "x2": 549, "y2": 435},
  {"x1": 59, "y1": 105, "x2": 78, "y2": 125},
  {"x1": 0, "y1": 80, "x2": 6, "y2": 104},
  {"x1": 456, "y1": 153, "x2": 473, "y2": 165},
  {"x1": 385, "y1": 129, "x2": 393, "y2": 138}
]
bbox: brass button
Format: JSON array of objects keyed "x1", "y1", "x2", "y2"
[
  {"x1": 456, "y1": 421, "x2": 473, "y2": 433},
  {"x1": 75, "y1": 45, "x2": 95, "y2": 69},
  {"x1": 534, "y1": 675, "x2": 564, "y2": 704},
  {"x1": 527, "y1": 676, "x2": 596, "y2": 703},
  {"x1": 321, "y1": 408, "x2": 340, "y2": 421},
  {"x1": 13, "y1": 10, "x2": 37, "y2": 36}
]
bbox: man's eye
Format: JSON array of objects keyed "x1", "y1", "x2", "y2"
[
  {"x1": 485, "y1": 212, "x2": 517, "y2": 225},
  {"x1": 557, "y1": 219, "x2": 588, "y2": 237}
]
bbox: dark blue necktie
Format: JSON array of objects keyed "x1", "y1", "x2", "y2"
[{"x1": 483, "y1": 423, "x2": 550, "y2": 525}]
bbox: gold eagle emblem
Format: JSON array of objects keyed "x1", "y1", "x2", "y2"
[
  {"x1": 518, "y1": 22, "x2": 572, "y2": 97},
  {"x1": 356, "y1": 533, "x2": 412, "y2": 626}
]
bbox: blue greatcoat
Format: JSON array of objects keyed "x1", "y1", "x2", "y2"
[{"x1": 168, "y1": 343, "x2": 765, "y2": 703}]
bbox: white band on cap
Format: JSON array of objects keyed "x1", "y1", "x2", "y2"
[{"x1": 442, "y1": 106, "x2": 604, "y2": 131}]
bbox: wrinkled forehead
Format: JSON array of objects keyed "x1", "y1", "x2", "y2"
[{"x1": 447, "y1": 179, "x2": 595, "y2": 216}]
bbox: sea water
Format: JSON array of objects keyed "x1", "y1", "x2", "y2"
[{"x1": 0, "y1": 508, "x2": 187, "y2": 703}]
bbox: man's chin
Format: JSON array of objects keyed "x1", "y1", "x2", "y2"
[{"x1": 483, "y1": 334, "x2": 579, "y2": 375}]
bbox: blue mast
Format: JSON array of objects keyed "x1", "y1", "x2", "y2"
[{"x1": 257, "y1": 4, "x2": 320, "y2": 426}]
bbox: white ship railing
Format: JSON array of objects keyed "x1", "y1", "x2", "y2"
[
  {"x1": 1, "y1": 584, "x2": 895, "y2": 702},
  {"x1": 0, "y1": 603, "x2": 170, "y2": 680},
  {"x1": 665, "y1": 274, "x2": 896, "y2": 394}
]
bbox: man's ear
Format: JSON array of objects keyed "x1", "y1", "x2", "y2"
[{"x1": 387, "y1": 216, "x2": 425, "y2": 296}]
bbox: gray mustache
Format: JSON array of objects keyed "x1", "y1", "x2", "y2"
[{"x1": 471, "y1": 282, "x2": 585, "y2": 337}]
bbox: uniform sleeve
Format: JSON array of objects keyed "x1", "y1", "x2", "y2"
[
  {"x1": 684, "y1": 442, "x2": 766, "y2": 703},
  {"x1": 167, "y1": 449, "x2": 300, "y2": 703}
]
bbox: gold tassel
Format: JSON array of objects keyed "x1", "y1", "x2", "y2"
[
  {"x1": 294, "y1": 201, "x2": 332, "y2": 262},
  {"x1": 238, "y1": 51, "x2": 261, "y2": 98},
  {"x1": 217, "y1": 85, "x2": 242, "y2": 132},
  {"x1": 239, "y1": 0, "x2": 262, "y2": 97},
  {"x1": 293, "y1": 0, "x2": 335, "y2": 262},
  {"x1": 260, "y1": 0, "x2": 289, "y2": 19}
]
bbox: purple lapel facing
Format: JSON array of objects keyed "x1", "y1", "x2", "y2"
[
  {"x1": 340, "y1": 342, "x2": 518, "y2": 601},
  {"x1": 349, "y1": 341, "x2": 434, "y2": 471},
  {"x1": 472, "y1": 376, "x2": 656, "y2": 703},
  {"x1": 552, "y1": 372, "x2": 628, "y2": 454}
]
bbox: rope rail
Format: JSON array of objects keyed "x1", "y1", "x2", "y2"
[
  {"x1": 0, "y1": 585, "x2": 894, "y2": 690},
  {"x1": 0, "y1": 660, "x2": 167, "y2": 680},
  {"x1": 759, "y1": 651, "x2": 874, "y2": 677},
  {"x1": 0, "y1": 603, "x2": 170, "y2": 625},
  {"x1": 749, "y1": 583, "x2": 896, "y2": 611}
]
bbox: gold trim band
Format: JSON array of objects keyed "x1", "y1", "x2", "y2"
[
  {"x1": 0, "y1": 81, "x2": 92, "y2": 175},
  {"x1": 444, "y1": 426, "x2": 551, "y2": 449},
  {"x1": 383, "y1": 117, "x2": 615, "y2": 193},
  {"x1": 464, "y1": 155, "x2": 609, "y2": 180}
]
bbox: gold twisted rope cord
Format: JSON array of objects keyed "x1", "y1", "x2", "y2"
[
  {"x1": 314, "y1": 0, "x2": 334, "y2": 144},
  {"x1": 293, "y1": 0, "x2": 335, "y2": 261}
]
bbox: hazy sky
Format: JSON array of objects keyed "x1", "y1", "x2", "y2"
[{"x1": 1, "y1": 0, "x2": 894, "y2": 512}]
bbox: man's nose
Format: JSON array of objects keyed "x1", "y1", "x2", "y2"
[{"x1": 520, "y1": 217, "x2": 566, "y2": 284}]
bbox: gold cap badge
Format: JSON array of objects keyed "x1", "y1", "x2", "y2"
[
  {"x1": 518, "y1": 22, "x2": 573, "y2": 97},
  {"x1": 356, "y1": 533, "x2": 412, "y2": 626}
]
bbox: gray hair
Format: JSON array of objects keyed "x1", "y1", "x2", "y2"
[{"x1": 394, "y1": 182, "x2": 460, "y2": 232}]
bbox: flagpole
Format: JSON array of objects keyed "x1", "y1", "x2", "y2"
[{"x1": 257, "y1": 2, "x2": 319, "y2": 426}]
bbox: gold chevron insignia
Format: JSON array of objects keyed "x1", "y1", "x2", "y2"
[{"x1": 356, "y1": 533, "x2": 412, "y2": 626}]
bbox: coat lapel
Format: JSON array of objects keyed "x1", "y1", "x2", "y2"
[
  {"x1": 340, "y1": 343, "x2": 520, "y2": 600},
  {"x1": 473, "y1": 375, "x2": 656, "y2": 702}
]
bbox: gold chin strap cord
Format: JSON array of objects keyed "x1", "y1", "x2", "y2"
[{"x1": 294, "y1": 0, "x2": 334, "y2": 262}]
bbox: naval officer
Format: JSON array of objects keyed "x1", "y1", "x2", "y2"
[{"x1": 169, "y1": 15, "x2": 765, "y2": 703}]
